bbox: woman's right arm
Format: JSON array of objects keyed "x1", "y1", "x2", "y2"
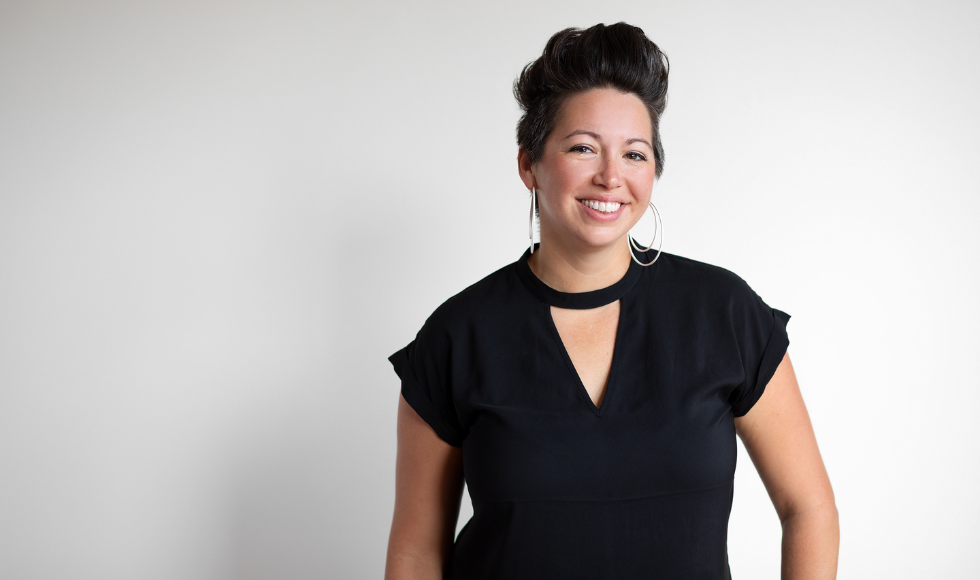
[{"x1": 385, "y1": 393, "x2": 465, "y2": 580}]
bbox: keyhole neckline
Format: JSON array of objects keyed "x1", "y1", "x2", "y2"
[{"x1": 516, "y1": 243, "x2": 644, "y2": 309}]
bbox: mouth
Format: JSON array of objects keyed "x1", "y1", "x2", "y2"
[{"x1": 578, "y1": 199, "x2": 622, "y2": 214}]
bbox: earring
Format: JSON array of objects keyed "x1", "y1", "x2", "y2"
[
  {"x1": 529, "y1": 187, "x2": 537, "y2": 254},
  {"x1": 628, "y1": 202, "x2": 663, "y2": 267}
]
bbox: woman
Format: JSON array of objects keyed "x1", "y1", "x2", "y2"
[{"x1": 386, "y1": 22, "x2": 838, "y2": 580}]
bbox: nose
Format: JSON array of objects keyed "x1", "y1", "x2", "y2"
[{"x1": 593, "y1": 151, "x2": 622, "y2": 189}]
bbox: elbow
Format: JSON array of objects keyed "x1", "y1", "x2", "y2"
[{"x1": 778, "y1": 496, "x2": 839, "y2": 532}]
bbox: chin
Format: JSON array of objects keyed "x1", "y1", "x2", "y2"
[{"x1": 579, "y1": 231, "x2": 628, "y2": 251}]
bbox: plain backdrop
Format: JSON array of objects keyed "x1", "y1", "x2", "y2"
[{"x1": 1, "y1": 0, "x2": 978, "y2": 578}]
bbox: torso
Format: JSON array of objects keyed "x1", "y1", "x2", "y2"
[{"x1": 390, "y1": 248, "x2": 791, "y2": 579}]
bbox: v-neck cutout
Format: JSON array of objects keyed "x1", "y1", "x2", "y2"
[
  {"x1": 515, "y1": 245, "x2": 641, "y2": 416},
  {"x1": 547, "y1": 301, "x2": 625, "y2": 415}
]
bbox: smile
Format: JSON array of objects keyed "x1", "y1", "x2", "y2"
[{"x1": 579, "y1": 199, "x2": 622, "y2": 213}]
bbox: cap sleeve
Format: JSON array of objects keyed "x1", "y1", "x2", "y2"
[
  {"x1": 727, "y1": 279, "x2": 791, "y2": 417},
  {"x1": 389, "y1": 314, "x2": 466, "y2": 447}
]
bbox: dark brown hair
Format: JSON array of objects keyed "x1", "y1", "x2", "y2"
[{"x1": 514, "y1": 22, "x2": 669, "y2": 177}]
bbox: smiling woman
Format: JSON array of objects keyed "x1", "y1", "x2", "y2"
[
  {"x1": 519, "y1": 88, "x2": 657, "y2": 279},
  {"x1": 385, "y1": 22, "x2": 838, "y2": 580},
  {"x1": 518, "y1": 88, "x2": 657, "y2": 258}
]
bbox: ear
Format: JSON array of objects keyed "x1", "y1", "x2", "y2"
[{"x1": 517, "y1": 148, "x2": 536, "y2": 191}]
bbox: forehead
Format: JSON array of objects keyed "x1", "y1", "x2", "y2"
[{"x1": 553, "y1": 88, "x2": 653, "y2": 143}]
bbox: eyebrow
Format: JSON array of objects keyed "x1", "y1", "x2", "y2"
[
  {"x1": 563, "y1": 130, "x2": 653, "y2": 149},
  {"x1": 626, "y1": 137, "x2": 654, "y2": 149}
]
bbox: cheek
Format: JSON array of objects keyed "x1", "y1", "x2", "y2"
[
  {"x1": 541, "y1": 163, "x2": 574, "y2": 188},
  {"x1": 560, "y1": 165, "x2": 599, "y2": 195},
  {"x1": 628, "y1": 173, "x2": 656, "y2": 198}
]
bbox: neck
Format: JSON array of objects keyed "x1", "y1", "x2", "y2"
[{"x1": 528, "y1": 233, "x2": 632, "y2": 293}]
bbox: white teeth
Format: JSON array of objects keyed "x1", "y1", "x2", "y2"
[{"x1": 580, "y1": 199, "x2": 621, "y2": 213}]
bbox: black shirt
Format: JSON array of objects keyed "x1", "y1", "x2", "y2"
[{"x1": 389, "y1": 246, "x2": 790, "y2": 579}]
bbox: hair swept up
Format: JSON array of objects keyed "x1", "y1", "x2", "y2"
[{"x1": 514, "y1": 22, "x2": 669, "y2": 177}]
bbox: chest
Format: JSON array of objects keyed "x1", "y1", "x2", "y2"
[
  {"x1": 455, "y1": 297, "x2": 744, "y2": 503},
  {"x1": 549, "y1": 302, "x2": 620, "y2": 409}
]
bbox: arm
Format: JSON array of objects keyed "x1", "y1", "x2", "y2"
[
  {"x1": 385, "y1": 393, "x2": 465, "y2": 580},
  {"x1": 734, "y1": 351, "x2": 839, "y2": 579}
]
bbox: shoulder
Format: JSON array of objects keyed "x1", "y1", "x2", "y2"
[
  {"x1": 654, "y1": 251, "x2": 757, "y2": 303},
  {"x1": 642, "y1": 251, "x2": 781, "y2": 333},
  {"x1": 418, "y1": 258, "x2": 523, "y2": 340}
]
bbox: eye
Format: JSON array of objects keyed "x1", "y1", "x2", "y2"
[
  {"x1": 569, "y1": 145, "x2": 595, "y2": 154},
  {"x1": 626, "y1": 151, "x2": 647, "y2": 162}
]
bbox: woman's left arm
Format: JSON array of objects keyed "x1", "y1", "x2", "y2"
[{"x1": 734, "y1": 351, "x2": 839, "y2": 580}]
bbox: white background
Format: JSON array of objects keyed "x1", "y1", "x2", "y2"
[{"x1": 1, "y1": 0, "x2": 978, "y2": 578}]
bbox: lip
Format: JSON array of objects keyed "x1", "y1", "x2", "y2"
[{"x1": 578, "y1": 198, "x2": 626, "y2": 222}]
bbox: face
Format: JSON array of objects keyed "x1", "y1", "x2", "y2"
[{"x1": 520, "y1": 87, "x2": 656, "y2": 255}]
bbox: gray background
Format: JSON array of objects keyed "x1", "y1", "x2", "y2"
[{"x1": 1, "y1": 0, "x2": 978, "y2": 578}]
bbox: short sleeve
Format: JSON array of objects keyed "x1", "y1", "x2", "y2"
[
  {"x1": 389, "y1": 318, "x2": 466, "y2": 447},
  {"x1": 727, "y1": 280, "x2": 791, "y2": 417}
]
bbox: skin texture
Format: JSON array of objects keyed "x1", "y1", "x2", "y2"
[{"x1": 385, "y1": 87, "x2": 839, "y2": 579}]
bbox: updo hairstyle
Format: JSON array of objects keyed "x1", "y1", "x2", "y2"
[{"x1": 514, "y1": 22, "x2": 669, "y2": 178}]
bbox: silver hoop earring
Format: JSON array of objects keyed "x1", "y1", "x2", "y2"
[
  {"x1": 528, "y1": 187, "x2": 537, "y2": 254},
  {"x1": 628, "y1": 202, "x2": 663, "y2": 267}
]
